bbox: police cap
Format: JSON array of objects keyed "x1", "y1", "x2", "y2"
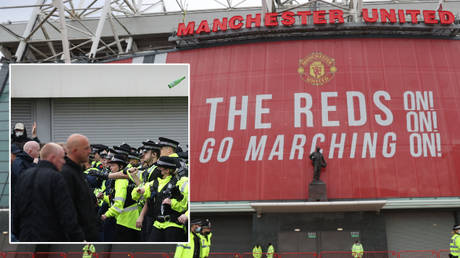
[
  {"x1": 154, "y1": 156, "x2": 178, "y2": 169},
  {"x1": 108, "y1": 153, "x2": 128, "y2": 166},
  {"x1": 201, "y1": 219, "x2": 211, "y2": 228},
  {"x1": 91, "y1": 144, "x2": 108, "y2": 154},
  {"x1": 191, "y1": 219, "x2": 202, "y2": 225},
  {"x1": 454, "y1": 225, "x2": 460, "y2": 230},
  {"x1": 142, "y1": 140, "x2": 162, "y2": 151},
  {"x1": 158, "y1": 137, "x2": 179, "y2": 150},
  {"x1": 113, "y1": 143, "x2": 132, "y2": 155}
]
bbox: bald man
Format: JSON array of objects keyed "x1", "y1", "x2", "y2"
[
  {"x1": 61, "y1": 134, "x2": 100, "y2": 241},
  {"x1": 11, "y1": 141, "x2": 40, "y2": 199},
  {"x1": 12, "y1": 143, "x2": 84, "y2": 242}
]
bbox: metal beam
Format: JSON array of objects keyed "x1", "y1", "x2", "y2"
[
  {"x1": 15, "y1": 0, "x2": 46, "y2": 62},
  {"x1": 89, "y1": 0, "x2": 111, "y2": 59},
  {"x1": 25, "y1": 7, "x2": 57, "y2": 41},
  {"x1": 54, "y1": 0, "x2": 71, "y2": 63},
  {"x1": 108, "y1": 10, "x2": 123, "y2": 53}
]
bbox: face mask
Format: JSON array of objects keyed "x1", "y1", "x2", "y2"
[
  {"x1": 15, "y1": 131, "x2": 23, "y2": 137},
  {"x1": 195, "y1": 226, "x2": 201, "y2": 233}
]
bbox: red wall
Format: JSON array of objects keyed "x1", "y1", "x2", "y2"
[{"x1": 167, "y1": 38, "x2": 460, "y2": 202}]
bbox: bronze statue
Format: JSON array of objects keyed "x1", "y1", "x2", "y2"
[{"x1": 309, "y1": 147, "x2": 327, "y2": 181}]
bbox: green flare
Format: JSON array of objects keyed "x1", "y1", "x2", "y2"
[{"x1": 168, "y1": 76, "x2": 186, "y2": 88}]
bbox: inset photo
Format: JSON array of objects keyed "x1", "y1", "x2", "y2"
[{"x1": 10, "y1": 64, "x2": 189, "y2": 244}]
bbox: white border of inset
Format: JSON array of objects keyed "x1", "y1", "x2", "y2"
[{"x1": 9, "y1": 63, "x2": 191, "y2": 245}]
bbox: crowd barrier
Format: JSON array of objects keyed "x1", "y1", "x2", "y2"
[{"x1": 0, "y1": 250, "x2": 450, "y2": 258}]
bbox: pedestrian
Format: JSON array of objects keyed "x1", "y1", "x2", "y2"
[
  {"x1": 266, "y1": 243, "x2": 274, "y2": 258},
  {"x1": 12, "y1": 143, "x2": 84, "y2": 242},
  {"x1": 11, "y1": 122, "x2": 40, "y2": 150},
  {"x1": 11, "y1": 141, "x2": 40, "y2": 198},
  {"x1": 61, "y1": 134, "x2": 100, "y2": 242},
  {"x1": 450, "y1": 225, "x2": 460, "y2": 258},
  {"x1": 351, "y1": 240, "x2": 364, "y2": 258},
  {"x1": 174, "y1": 218, "x2": 202, "y2": 258}
]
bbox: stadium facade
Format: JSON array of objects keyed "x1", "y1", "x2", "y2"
[{"x1": 1, "y1": 0, "x2": 460, "y2": 255}]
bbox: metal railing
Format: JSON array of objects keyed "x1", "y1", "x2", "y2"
[{"x1": 0, "y1": 250, "x2": 451, "y2": 258}]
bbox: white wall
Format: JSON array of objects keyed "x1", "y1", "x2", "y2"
[{"x1": 10, "y1": 64, "x2": 189, "y2": 98}]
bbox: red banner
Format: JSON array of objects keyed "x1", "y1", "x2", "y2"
[{"x1": 167, "y1": 38, "x2": 460, "y2": 201}]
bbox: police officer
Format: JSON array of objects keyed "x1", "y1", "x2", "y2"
[
  {"x1": 266, "y1": 243, "x2": 274, "y2": 258},
  {"x1": 82, "y1": 244, "x2": 95, "y2": 258},
  {"x1": 132, "y1": 140, "x2": 162, "y2": 241},
  {"x1": 252, "y1": 244, "x2": 262, "y2": 258},
  {"x1": 351, "y1": 240, "x2": 364, "y2": 258},
  {"x1": 144, "y1": 156, "x2": 188, "y2": 242},
  {"x1": 199, "y1": 219, "x2": 212, "y2": 258},
  {"x1": 175, "y1": 219, "x2": 202, "y2": 258},
  {"x1": 451, "y1": 225, "x2": 460, "y2": 258},
  {"x1": 101, "y1": 153, "x2": 141, "y2": 242}
]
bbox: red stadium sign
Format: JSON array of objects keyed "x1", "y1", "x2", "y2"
[
  {"x1": 167, "y1": 38, "x2": 460, "y2": 202},
  {"x1": 176, "y1": 9, "x2": 456, "y2": 36}
]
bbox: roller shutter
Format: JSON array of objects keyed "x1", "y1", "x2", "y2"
[
  {"x1": 385, "y1": 211, "x2": 453, "y2": 251},
  {"x1": 10, "y1": 99, "x2": 34, "y2": 135},
  {"x1": 51, "y1": 97, "x2": 188, "y2": 148}
]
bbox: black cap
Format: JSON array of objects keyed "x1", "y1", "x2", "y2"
[
  {"x1": 191, "y1": 219, "x2": 202, "y2": 225},
  {"x1": 113, "y1": 143, "x2": 132, "y2": 155},
  {"x1": 158, "y1": 137, "x2": 179, "y2": 149},
  {"x1": 91, "y1": 144, "x2": 108, "y2": 154},
  {"x1": 142, "y1": 140, "x2": 162, "y2": 151},
  {"x1": 201, "y1": 219, "x2": 211, "y2": 228},
  {"x1": 454, "y1": 225, "x2": 460, "y2": 230},
  {"x1": 11, "y1": 144, "x2": 21, "y2": 154},
  {"x1": 108, "y1": 153, "x2": 128, "y2": 166},
  {"x1": 154, "y1": 156, "x2": 178, "y2": 169}
]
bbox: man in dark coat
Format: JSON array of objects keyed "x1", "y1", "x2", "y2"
[
  {"x1": 12, "y1": 143, "x2": 84, "y2": 242},
  {"x1": 61, "y1": 134, "x2": 100, "y2": 241},
  {"x1": 11, "y1": 122, "x2": 40, "y2": 150},
  {"x1": 11, "y1": 141, "x2": 40, "y2": 197}
]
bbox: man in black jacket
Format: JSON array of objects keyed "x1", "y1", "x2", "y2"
[
  {"x1": 13, "y1": 143, "x2": 84, "y2": 242},
  {"x1": 61, "y1": 134, "x2": 100, "y2": 241},
  {"x1": 11, "y1": 122, "x2": 40, "y2": 150},
  {"x1": 11, "y1": 141, "x2": 40, "y2": 198}
]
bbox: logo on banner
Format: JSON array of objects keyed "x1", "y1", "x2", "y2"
[{"x1": 298, "y1": 52, "x2": 337, "y2": 86}]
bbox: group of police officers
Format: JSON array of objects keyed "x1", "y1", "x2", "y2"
[
  {"x1": 84, "y1": 137, "x2": 191, "y2": 242},
  {"x1": 83, "y1": 137, "x2": 212, "y2": 257}
]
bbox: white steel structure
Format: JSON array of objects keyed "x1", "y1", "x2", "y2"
[{"x1": 0, "y1": 0, "x2": 459, "y2": 63}]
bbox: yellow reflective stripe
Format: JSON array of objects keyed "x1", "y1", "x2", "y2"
[{"x1": 113, "y1": 206, "x2": 123, "y2": 213}]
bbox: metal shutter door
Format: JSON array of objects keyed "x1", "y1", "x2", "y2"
[
  {"x1": 11, "y1": 98, "x2": 35, "y2": 134},
  {"x1": 385, "y1": 211, "x2": 453, "y2": 251},
  {"x1": 51, "y1": 97, "x2": 188, "y2": 148}
]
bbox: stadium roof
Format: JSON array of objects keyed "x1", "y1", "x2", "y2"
[{"x1": 0, "y1": 0, "x2": 459, "y2": 63}]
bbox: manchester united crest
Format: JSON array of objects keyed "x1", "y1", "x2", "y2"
[{"x1": 298, "y1": 52, "x2": 337, "y2": 86}]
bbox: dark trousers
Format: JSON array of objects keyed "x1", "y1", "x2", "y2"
[
  {"x1": 102, "y1": 217, "x2": 116, "y2": 242},
  {"x1": 114, "y1": 224, "x2": 141, "y2": 242},
  {"x1": 148, "y1": 226, "x2": 186, "y2": 242},
  {"x1": 141, "y1": 215, "x2": 153, "y2": 241},
  {"x1": 449, "y1": 255, "x2": 458, "y2": 258}
]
